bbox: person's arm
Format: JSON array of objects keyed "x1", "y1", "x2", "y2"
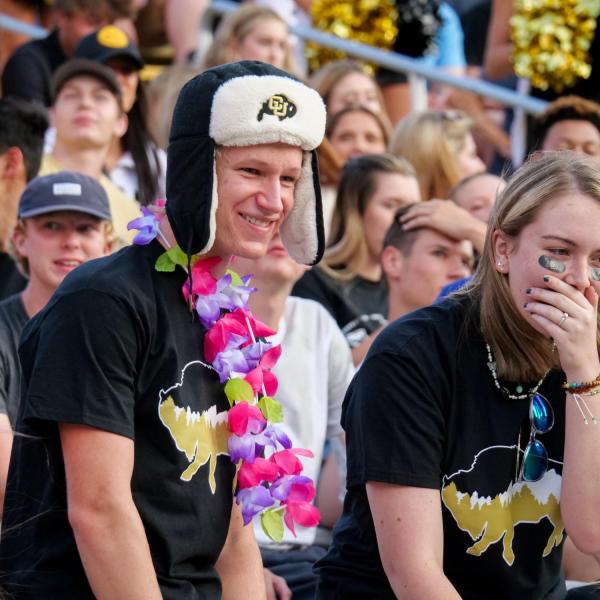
[
  {"x1": 60, "y1": 423, "x2": 162, "y2": 600},
  {"x1": 400, "y1": 200, "x2": 487, "y2": 253},
  {"x1": 563, "y1": 537, "x2": 600, "y2": 583},
  {"x1": 0, "y1": 412, "x2": 13, "y2": 515},
  {"x1": 164, "y1": 0, "x2": 209, "y2": 62},
  {"x1": 525, "y1": 278, "x2": 600, "y2": 553},
  {"x1": 215, "y1": 501, "x2": 266, "y2": 599},
  {"x1": 483, "y1": 0, "x2": 513, "y2": 80},
  {"x1": 367, "y1": 482, "x2": 461, "y2": 599}
]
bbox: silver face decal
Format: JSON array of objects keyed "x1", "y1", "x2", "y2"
[
  {"x1": 591, "y1": 268, "x2": 600, "y2": 281},
  {"x1": 538, "y1": 255, "x2": 566, "y2": 274}
]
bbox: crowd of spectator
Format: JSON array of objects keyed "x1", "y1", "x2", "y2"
[{"x1": 1, "y1": 0, "x2": 600, "y2": 598}]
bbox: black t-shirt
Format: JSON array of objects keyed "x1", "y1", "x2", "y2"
[
  {"x1": 316, "y1": 297, "x2": 567, "y2": 600},
  {"x1": 0, "y1": 293, "x2": 28, "y2": 425},
  {"x1": 0, "y1": 241, "x2": 236, "y2": 599},
  {"x1": 0, "y1": 252, "x2": 27, "y2": 301},
  {"x1": 292, "y1": 267, "x2": 388, "y2": 348},
  {"x1": 2, "y1": 29, "x2": 66, "y2": 106}
]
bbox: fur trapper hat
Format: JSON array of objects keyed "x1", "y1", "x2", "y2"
[{"x1": 166, "y1": 61, "x2": 327, "y2": 265}]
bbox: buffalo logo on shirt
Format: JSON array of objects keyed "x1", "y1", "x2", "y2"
[
  {"x1": 441, "y1": 446, "x2": 564, "y2": 566},
  {"x1": 158, "y1": 361, "x2": 230, "y2": 494},
  {"x1": 257, "y1": 94, "x2": 297, "y2": 122}
]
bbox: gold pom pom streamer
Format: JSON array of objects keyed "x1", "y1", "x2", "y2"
[
  {"x1": 306, "y1": 0, "x2": 399, "y2": 73},
  {"x1": 511, "y1": 0, "x2": 600, "y2": 93}
]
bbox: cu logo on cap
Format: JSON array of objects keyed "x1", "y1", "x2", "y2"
[{"x1": 257, "y1": 94, "x2": 297, "y2": 122}]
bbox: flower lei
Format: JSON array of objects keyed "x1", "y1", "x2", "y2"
[{"x1": 128, "y1": 204, "x2": 320, "y2": 541}]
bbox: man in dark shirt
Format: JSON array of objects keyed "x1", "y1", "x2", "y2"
[
  {"x1": 0, "y1": 170, "x2": 112, "y2": 515},
  {"x1": 0, "y1": 97, "x2": 48, "y2": 300},
  {"x1": 0, "y1": 61, "x2": 326, "y2": 599},
  {"x1": 1, "y1": 0, "x2": 134, "y2": 106}
]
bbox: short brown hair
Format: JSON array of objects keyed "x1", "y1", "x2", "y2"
[{"x1": 532, "y1": 95, "x2": 600, "y2": 152}]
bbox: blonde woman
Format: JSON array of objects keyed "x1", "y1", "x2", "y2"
[
  {"x1": 292, "y1": 153, "x2": 421, "y2": 363},
  {"x1": 390, "y1": 109, "x2": 485, "y2": 201},
  {"x1": 316, "y1": 152, "x2": 600, "y2": 599},
  {"x1": 203, "y1": 4, "x2": 296, "y2": 73}
]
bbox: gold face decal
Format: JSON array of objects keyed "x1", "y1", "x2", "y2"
[{"x1": 257, "y1": 94, "x2": 297, "y2": 122}]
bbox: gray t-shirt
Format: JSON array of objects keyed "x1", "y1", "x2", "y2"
[{"x1": 0, "y1": 294, "x2": 28, "y2": 425}]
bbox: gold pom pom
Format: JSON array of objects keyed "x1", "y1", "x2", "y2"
[
  {"x1": 511, "y1": 0, "x2": 600, "y2": 93},
  {"x1": 306, "y1": 0, "x2": 399, "y2": 73}
]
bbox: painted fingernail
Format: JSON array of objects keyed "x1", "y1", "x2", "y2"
[
  {"x1": 526, "y1": 288, "x2": 532, "y2": 294},
  {"x1": 543, "y1": 276, "x2": 550, "y2": 282}
]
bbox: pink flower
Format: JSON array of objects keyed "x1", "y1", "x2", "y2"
[
  {"x1": 229, "y1": 308, "x2": 276, "y2": 339},
  {"x1": 228, "y1": 401, "x2": 266, "y2": 436},
  {"x1": 238, "y1": 457, "x2": 280, "y2": 489},
  {"x1": 244, "y1": 345, "x2": 282, "y2": 395},
  {"x1": 182, "y1": 256, "x2": 221, "y2": 302},
  {"x1": 270, "y1": 448, "x2": 314, "y2": 476},
  {"x1": 284, "y1": 500, "x2": 321, "y2": 536},
  {"x1": 204, "y1": 313, "x2": 248, "y2": 363}
]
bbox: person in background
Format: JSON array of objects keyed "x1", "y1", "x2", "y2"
[
  {"x1": 74, "y1": 25, "x2": 166, "y2": 205},
  {"x1": 310, "y1": 59, "x2": 389, "y2": 122},
  {"x1": 0, "y1": 97, "x2": 48, "y2": 300},
  {"x1": 449, "y1": 171, "x2": 506, "y2": 224},
  {"x1": 293, "y1": 153, "x2": 421, "y2": 364},
  {"x1": 530, "y1": 96, "x2": 600, "y2": 164},
  {"x1": 1, "y1": 0, "x2": 134, "y2": 106},
  {"x1": 234, "y1": 232, "x2": 354, "y2": 600},
  {"x1": 202, "y1": 3, "x2": 296, "y2": 74},
  {"x1": 40, "y1": 58, "x2": 139, "y2": 245},
  {"x1": 326, "y1": 106, "x2": 390, "y2": 167},
  {"x1": 382, "y1": 204, "x2": 473, "y2": 321},
  {"x1": 389, "y1": 109, "x2": 485, "y2": 201},
  {"x1": 0, "y1": 171, "x2": 112, "y2": 517}
]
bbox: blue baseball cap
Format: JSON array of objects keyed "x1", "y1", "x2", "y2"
[{"x1": 18, "y1": 172, "x2": 112, "y2": 221}]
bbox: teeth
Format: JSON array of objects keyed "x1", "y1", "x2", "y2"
[
  {"x1": 243, "y1": 215, "x2": 270, "y2": 227},
  {"x1": 57, "y1": 260, "x2": 79, "y2": 266}
]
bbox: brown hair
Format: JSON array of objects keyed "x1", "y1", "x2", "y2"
[
  {"x1": 466, "y1": 152, "x2": 600, "y2": 381},
  {"x1": 54, "y1": 0, "x2": 134, "y2": 21},
  {"x1": 326, "y1": 105, "x2": 391, "y2": 149},
  {"x1": 323, "y1": 153, "x2": 417, "y2": 280},
  {"x1": 202, "y1": 4, "x2": 297, "y2": 75},
  {"x1": 389, "y1": 110, "x2": 474, "y2": 200}
]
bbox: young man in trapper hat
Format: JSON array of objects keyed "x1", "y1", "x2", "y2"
[
  {"x1": 0, "y1": 171, "x2": 113, "y2": 513},
  {"x1": 0, "y1": 61, "x2": 326, "y2": 599}
]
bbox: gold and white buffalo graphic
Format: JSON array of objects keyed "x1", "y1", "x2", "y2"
[
  {"x1": 158, "y1": 361, "x2": 230, "y2": 493},
  {"x1": 441, "y1": 446, "x2": 564, "y2": 566}
]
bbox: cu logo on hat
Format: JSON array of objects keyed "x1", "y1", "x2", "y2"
[{"x1": 257, "y1": 94, "x2": 297, "y2": 122}]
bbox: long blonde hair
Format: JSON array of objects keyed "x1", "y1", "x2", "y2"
[
  {"x1": 389, "y1": 110, "x2": 474, "y2": 200},
  {"x1": 323, "y1": 153, "x2": 416, "y2": 280},
  {"x1": 467, "y1": 152, "x2": 600, "y2": 381},
  {"x1": 202, "y1": 4, "x2": 297, "y2": 74}
]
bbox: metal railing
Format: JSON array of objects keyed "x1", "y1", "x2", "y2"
[
  {"x1": 0, "y1": 2, "x2": 547, "y2": 117},
  {"x1": 206, "y1": 0, "x2": 547, "y2": 116}
]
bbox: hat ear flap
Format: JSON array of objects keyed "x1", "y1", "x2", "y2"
[
  {"x1": 280, "y1": 150, "x2": 325, "y2": 266},
  {"x1": 166, "y1": 137, "x2": 217, "y2": 255}
]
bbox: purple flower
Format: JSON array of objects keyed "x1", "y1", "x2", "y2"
[
  {"x1": 195, "y1": 295, "x2": 221, "y2": 329},
  {"x1": 228, "y1": 433, "x2": 258, "y2": 463},
  {"x1": 221, "y1": 276, "x2": 256, "y2": 310},
  {"x1": 127, "y1": 207, "x2": 160, "y2": 245},
  {"x1": 262, "y1": 425, "x2": 292, "y2": 449},
  {"x1": 212, "y1": 348, "x2": 250, "y2": 383},
  {"x1": 270, "y1": 475, "x2": 313, "y2": 502},
  {"x1": 236, "y1": 485, "x2": 275, "y2": 525},
  {"x1": 242, "y1": 340, "x2": 273, "y2": 370}
]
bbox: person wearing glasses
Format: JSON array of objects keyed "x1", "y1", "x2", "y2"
[{"x1": 315, "y1": 151, "x2": 600, "y2": 599}]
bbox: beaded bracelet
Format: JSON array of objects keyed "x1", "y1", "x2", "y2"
[
  {"x1": 579, "y1": 386, "x2": 600, "y2": 397},
  {"x1": 562, "y1": 375, "x2": 600, "y2": 393}
]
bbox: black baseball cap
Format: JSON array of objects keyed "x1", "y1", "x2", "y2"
[
  {"x1": 18, "y1": 172, "x2": 112, "y2": 221},
  {"x1": 75, "y1": 25, "x2": 144, "y2": 70},
  {"x1": 52, "y1": 58, "x2": 123, "y2": 105}
]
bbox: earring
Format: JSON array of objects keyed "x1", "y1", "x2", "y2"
[{"x1": 497, "y1": 260, "x2": 504, "y2": 271}]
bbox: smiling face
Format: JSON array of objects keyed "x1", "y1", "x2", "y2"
[
  {"x1": 328, "y1": 110, "x2": 387, "y2": 164},
  {"x1": 362, "y1": 172, "x2": 421, "y2": 260},
  {"x1": 232, "y1": 17, "x2": 289, "y2": 69},
  {"x1": 51, "y1": 75, "x2": 126, "y2": 151},
  {"x1": 211, "y1": 143, "x2": 303, "y2": 261},
  {"x1": 12, "y1": 210, "x2": 111, "y2": 292},
  {"x1": 492, "y1": 192, "x2": 600, "y2": 335}
]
